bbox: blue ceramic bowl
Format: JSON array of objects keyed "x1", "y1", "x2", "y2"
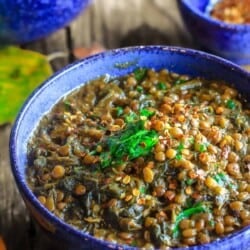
[
  {"x1": 177, "y1": 0, "x2": 250, "y2": 65},
  {"x1": 10, "y1": 46, "x2": 250, "y2": 250},
  {"x1": 0, "y1": 0, "x2": 91, "y2": 44}
]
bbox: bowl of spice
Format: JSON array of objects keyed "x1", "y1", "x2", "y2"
[
  {"x1": 10, "y1": 46, "x2": 250, "y2": 249},
  {"x1": 0, "y1": 0, "x2": 91, "y2": 44},
  {"x1": 177, "y1": 0, "x2": 250, "y2": 66}
]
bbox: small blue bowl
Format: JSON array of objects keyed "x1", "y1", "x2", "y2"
[
  {"x1": 9, "y1": 46, "x2": 250, "y2": 250},
  {"x1": 0, "y1": 0, "x2": 91, "y2": 44},
  {"x1": 177, "y1": 0, "x2": 250, "y2": 65}
]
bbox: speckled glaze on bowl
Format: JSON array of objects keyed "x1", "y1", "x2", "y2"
[
  {"x1": 177, "y1": 0, "x2": 250, "y2": 65},
  {"x1": 10, "y1": 46, "x2": 250, "y2": 250},
  {"x1": 0, "y1": 0, "x2": 91, "y2": 44}
]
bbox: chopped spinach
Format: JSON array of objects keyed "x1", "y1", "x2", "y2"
[
  {"x1": 172, "y1": 202, "x2": 209, "y2": 238},
  {"x1": 134, "y1": 68, "x2": 147, "y2": 82}
]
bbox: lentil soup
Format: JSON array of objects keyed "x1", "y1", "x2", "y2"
[
  {"x1": 210, "y1": 0, "x2": 250, "y2": 24},
  {"x1": 26, "y1": 68, "x2": 250, "y2": 248}
]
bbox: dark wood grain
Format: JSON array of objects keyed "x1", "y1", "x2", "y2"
[{"x1": 0, "y1": 1, "x2": 192, "y2": 249}]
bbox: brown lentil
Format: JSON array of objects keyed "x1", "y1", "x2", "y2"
[
  {"x1": 51, "y1": 165, "x2": 65, "y2": 179},
  {"x1": 38, "y1": 195, "x2": 46, "y2": 205},
  {"x1": 143, "y1": 167, "x2": 154, "y2": 183},
  {"x1": 74, "y1": 184, "x2": 86, "y2": 196},
  {"x1": 182, "y1": 229, "x2": 197, "y2": 238}
]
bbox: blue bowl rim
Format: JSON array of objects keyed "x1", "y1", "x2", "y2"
[
  {"x1": 179, "y1": 0, "x2": 250, "y2": 30},
  {"x1": 9, "y1": 45, "x2": 250, "y2": 250}
]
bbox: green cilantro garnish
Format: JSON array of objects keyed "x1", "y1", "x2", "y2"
[
  {"x1": 209, "y1": 220, "x2": 215, "y2": 227},
  {"x1": 175, "y1": 154, "x2": 182, "y2": 160},
  {"x1": 134, "y1": 68, "x2": 147, "y2": 82},
  {"x1": 139, "y1": 108, "x2": 155, "y2": 118},
  {"x1": 186, "y1": 178, "x2": 195, "y2": 186},
  {"x1": 156, "y1": 82, "x2": 167, "y2": 90},
  {"x1": 99, "y1": 120, "x2": 158, "y2": 169},
  {"x1": 188, "y1": 137, "x2": 195, "y2": 144},
  {"x1": 172, "y1": 203, "x2": 209, "y2": 238},
  {"x1": 175, "y1": 142, "x2": 184, "y2": 160},
  {"x1": 226, "y1": 99, "x2": 236, "y2": 109},
  {"x1": 199, "y1": 143, "x2": 207, "y2": 153},
  {"x1": 136, "y1": 86, "x2": 143, "y2": 92},
  {"x1": 116, "y1": 106, "x2": 123, "y2": 117},
  {"x1": 177, "y1": 142, "x2": 185, "y2": 151},
  {"x1": 213, "y1": 172, "x2": 237, "y2": 189},
  {"x1": 125, "y1": 112, "x2": 138, "y2": 123},
  {"x1": 139, "y1": 186, "x2": 147, "y2": 194},
  {"x1": 63, "y1": 100, "x2": 72, "y2": 110}
]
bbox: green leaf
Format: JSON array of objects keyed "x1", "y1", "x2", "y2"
[
  {"x1": 0, "y1": 46, "x2": 52, "y2": 124},
  {"x1": 99, "y1": 120, "x2": 158, "y2": 168},
  {"x1": 116, "y1": 106, "x2": 123, "y2": 117},
  {"x1": 139, "y1": 186, "x2": 147, "y2": 194},
  {"x1": 125, "y1": 112, "x2": 138, "y2": 123},
  {"x1": 175, "y1": 154, "x2": 182, "y2": 160},
  {"x1": 199, "y1": 143, "x2": 207, "y2": 152},
  {"x1": 139, "y1": 108, "x2": 155, "y2": 118},
  {"x1": 188, "y1": 137, "x2": 195, "y2": 144},
  {"x1": 134, "y1": 68, "x2": 146, "y2": 82},
  {"x1": 156, "y1": 82, "x2": 167, "y2": 90},
  {"x1": 172, "y1": 203, "x2": 209, "y2": 238},
  {"x1": 213, "y1": 172, "x2": 237, "y2": 189},
  {"x1": 226, "y1": 99, "x2": 236, "y2": 110},
  {"x1": 186, "y1": 178, "x2": 195, "y2": 186},
  {"x1": 136, "y1": 86, "x2": 143, "y2": 92},
  {"x1": 175, "y1": 142, "x2": 184, "y2": 160}
]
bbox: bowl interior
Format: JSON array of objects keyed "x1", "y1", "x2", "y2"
[
  {"x1": 10, "y1": 46, "x2": 250, "y2": 249},
  {"x1": 183, "y1": 0, "x2": 210, "y2": 12}
]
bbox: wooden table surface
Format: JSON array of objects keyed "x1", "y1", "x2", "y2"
[{"x1": 0, "y1": 1, "x2": 194, "y2": 249}]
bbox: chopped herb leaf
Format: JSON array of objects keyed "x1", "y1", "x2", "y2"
[
  {"x1": 125, "y1": 112, "x2": 138, "y2": 123},
  {"x1": 99, "y1": 152, "x2": 112, "y2": 168},
  {"x1": 172, "y1": 203, "x2": 209, "y2": 238},
  {"x1": 139, "y1": 186, "x2": 147, "y2": 194},
  {"x1": 199, "y1": 144, "x2": 207, "y2": 152},
  {"x1": 188, "y1": 137, "x2": 195, "y2": 144},
  {"x1": 63, "y1": 100, "x2": 72, "y2": 109},
  {"x1": 156, "y1": 82, "x2": 167, "y2": 90},
  {"x1": 175, "y1": 142, "x2": 184, "y2": 160},
  {"x1": 209, "y1": 220, "x2": 215, "y2": 227},
  {"x1": 213, "y1": 172, "x2": 237, "y2": 189},
  {"x1": 177, "y1": 142, "x2": 185, "y2": 151},
  {"x1": 116, "y1": 106, "x2": 123, "y2": 117},
  {"x1": 213, "y1": 173, "x2": 227, "y2": 186},
  {"x1": 136, "y1": 86, "x2": 143, "y2": 92},
  {"x1": 226, "y1": 99, "x2": 236, "y2": 109},
  {"x1": 175, "y1": 154, "x2": 182, "y2": 160},
  {"x1": 186, "y1": 178, "x2": 195, "y2": 185},
  {"x1": 99, "y1": 120, "x2": 158, "y2": 168},
  {"x1": 134, "y1": 68, "x2": 147, "y2": 82},
  {"x1": 139, "y1": 108, "x2": 155, "y2": 118}
]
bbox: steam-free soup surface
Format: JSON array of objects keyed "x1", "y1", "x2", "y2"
[{"x1": 27, "y1": 68, "x2": 250, "y2": 248}]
